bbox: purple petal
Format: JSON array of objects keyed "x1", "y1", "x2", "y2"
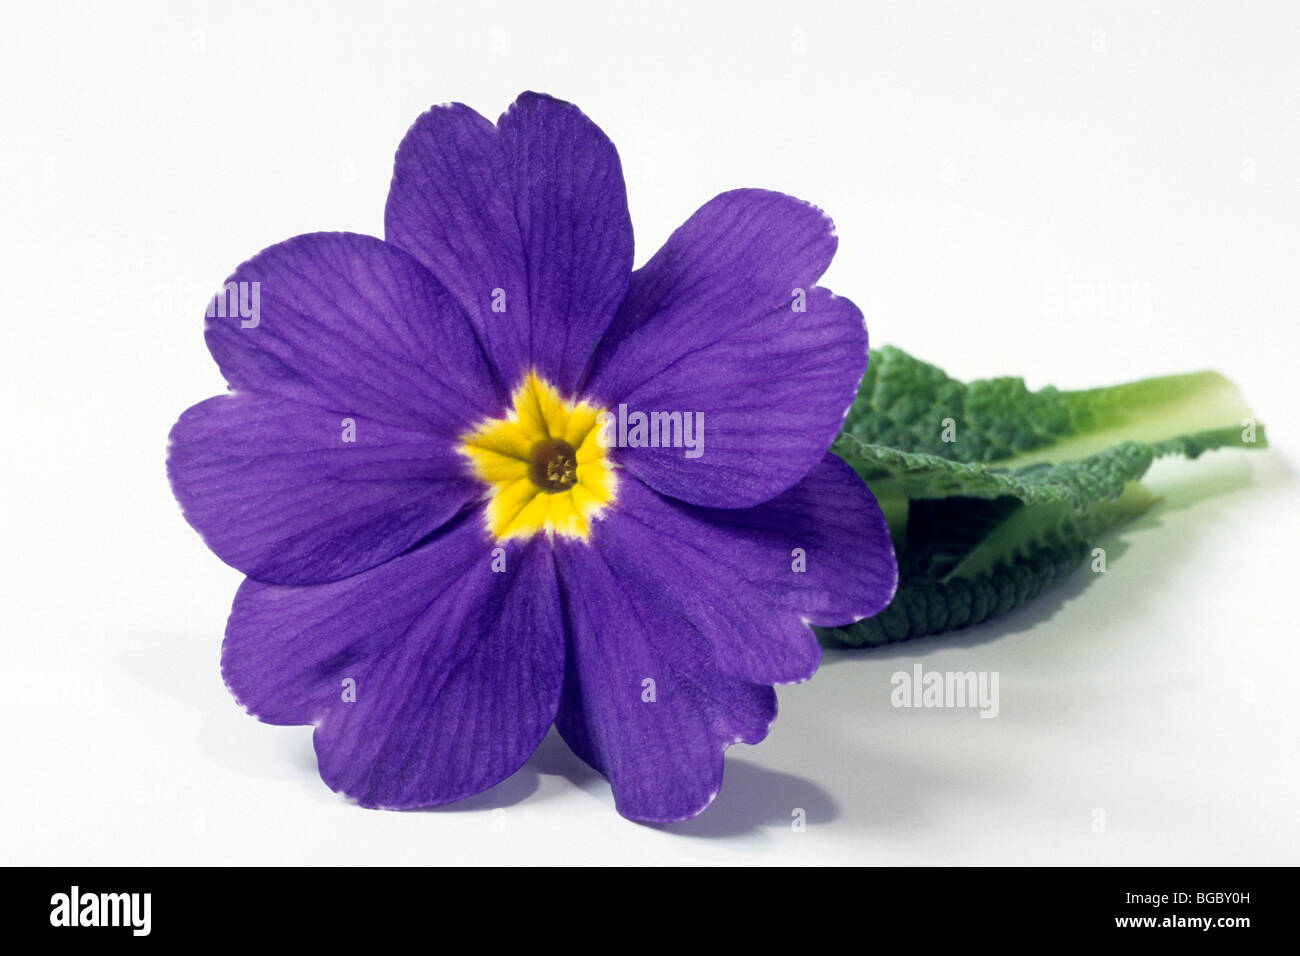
[
  {"x1": 552, "y1": 455, "x2": 894, "y2": 821},
  {"x1": 167, "y1": 393, "x2": 479, "y2": 585},
  {"x1": 385, "y1": 93, "x2": 633, "y2": 394},
  {"x1": 222, "y1": 517, "x2": 564, "y2": 809},
  {"x1": 579, "y1": 454, "x2": 897, "y2": 686},
  {"x1": 497, "y1": 92, "x2": 633, "y2": 393},
  {"x1": 384, "y1": 103, "x2": 529, "y2": 395},
  {"x1": 205, "y1": 232, "x2": 499, "y2": 434},
  {"x1": 554, "y1": 538, "x2": 777, "y2": 823},
  {"x1": 584, "y1": 190, "x2": 862, "y2": 508}
]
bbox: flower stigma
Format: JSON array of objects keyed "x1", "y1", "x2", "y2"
[{"x1": 529, "y1": 438, "x2": 578, "y2": 491}]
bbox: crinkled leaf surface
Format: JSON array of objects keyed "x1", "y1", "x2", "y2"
[{"x1": 821, "y1": 348, "x2": 1266, "y2": 646}]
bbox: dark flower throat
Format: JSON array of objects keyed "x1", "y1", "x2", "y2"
[{"x1": 529, "y1": 438, "x2": 579, "y2": 492}]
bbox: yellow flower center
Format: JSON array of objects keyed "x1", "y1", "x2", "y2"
[{"x1": 459, "y1": 373, "x2": 616, "y2": 541}]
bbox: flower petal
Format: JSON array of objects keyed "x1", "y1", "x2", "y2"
[
  {"x1": 552, "y1": 454, "x2": 894, "y2": 821},
  {"x1": 167, "y1": 393, "x2": 479, "y2": 585},
  {"x1": 222, "y1": 517, "x2": 564, "y2": 809},
  {"x1": 584, "y1": 189, "x2": 861, "y2": 507},
  {"x1": 575, "y1": 454, "x2": 896, "y2": 686},
  {"x1": 385, "y1": 93, "x2": 633, "y2": 395},
  {"x1": 384, "y1": 102, "x2": 529, "y2": 397},
  {"x1": 554, "y1": 538, "x2": 777, "y2": 822},
  {"x1": 204, "y1": 231, "x2": 498, "y2": 434},
  {"x1": 497, "y1": 92, "x2": 633, "y2": 393}
]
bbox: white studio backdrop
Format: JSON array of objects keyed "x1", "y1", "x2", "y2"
[{"x1": 1, "y1": 0, "x2": 1297, "y2": 864}]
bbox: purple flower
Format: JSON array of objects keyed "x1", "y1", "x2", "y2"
[{"x1": 167, "y1": 92, "x2": 897, "y2": 822}]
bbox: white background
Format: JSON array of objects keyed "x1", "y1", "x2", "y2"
[{"x1": 2, "y1": 0, "x2": 1297, "y2": 864}]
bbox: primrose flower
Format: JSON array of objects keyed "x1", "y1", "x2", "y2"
[{"x1": 167, "y1": 92, "x2": 898, "y2": 821}]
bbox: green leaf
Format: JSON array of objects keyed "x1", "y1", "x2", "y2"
[
  {"x1": 821, "y1": 484, "x2": 1158, "y2": 647},
  {"x1": 842, "y1": 345, "x2": 1262, "y2": 469},
  {"x1": 822, "y1": 348, "x2": 1267, "y2": 647},
  {"x1": 834, "y1": 426, "x2": 1262, "y2": 513}
]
